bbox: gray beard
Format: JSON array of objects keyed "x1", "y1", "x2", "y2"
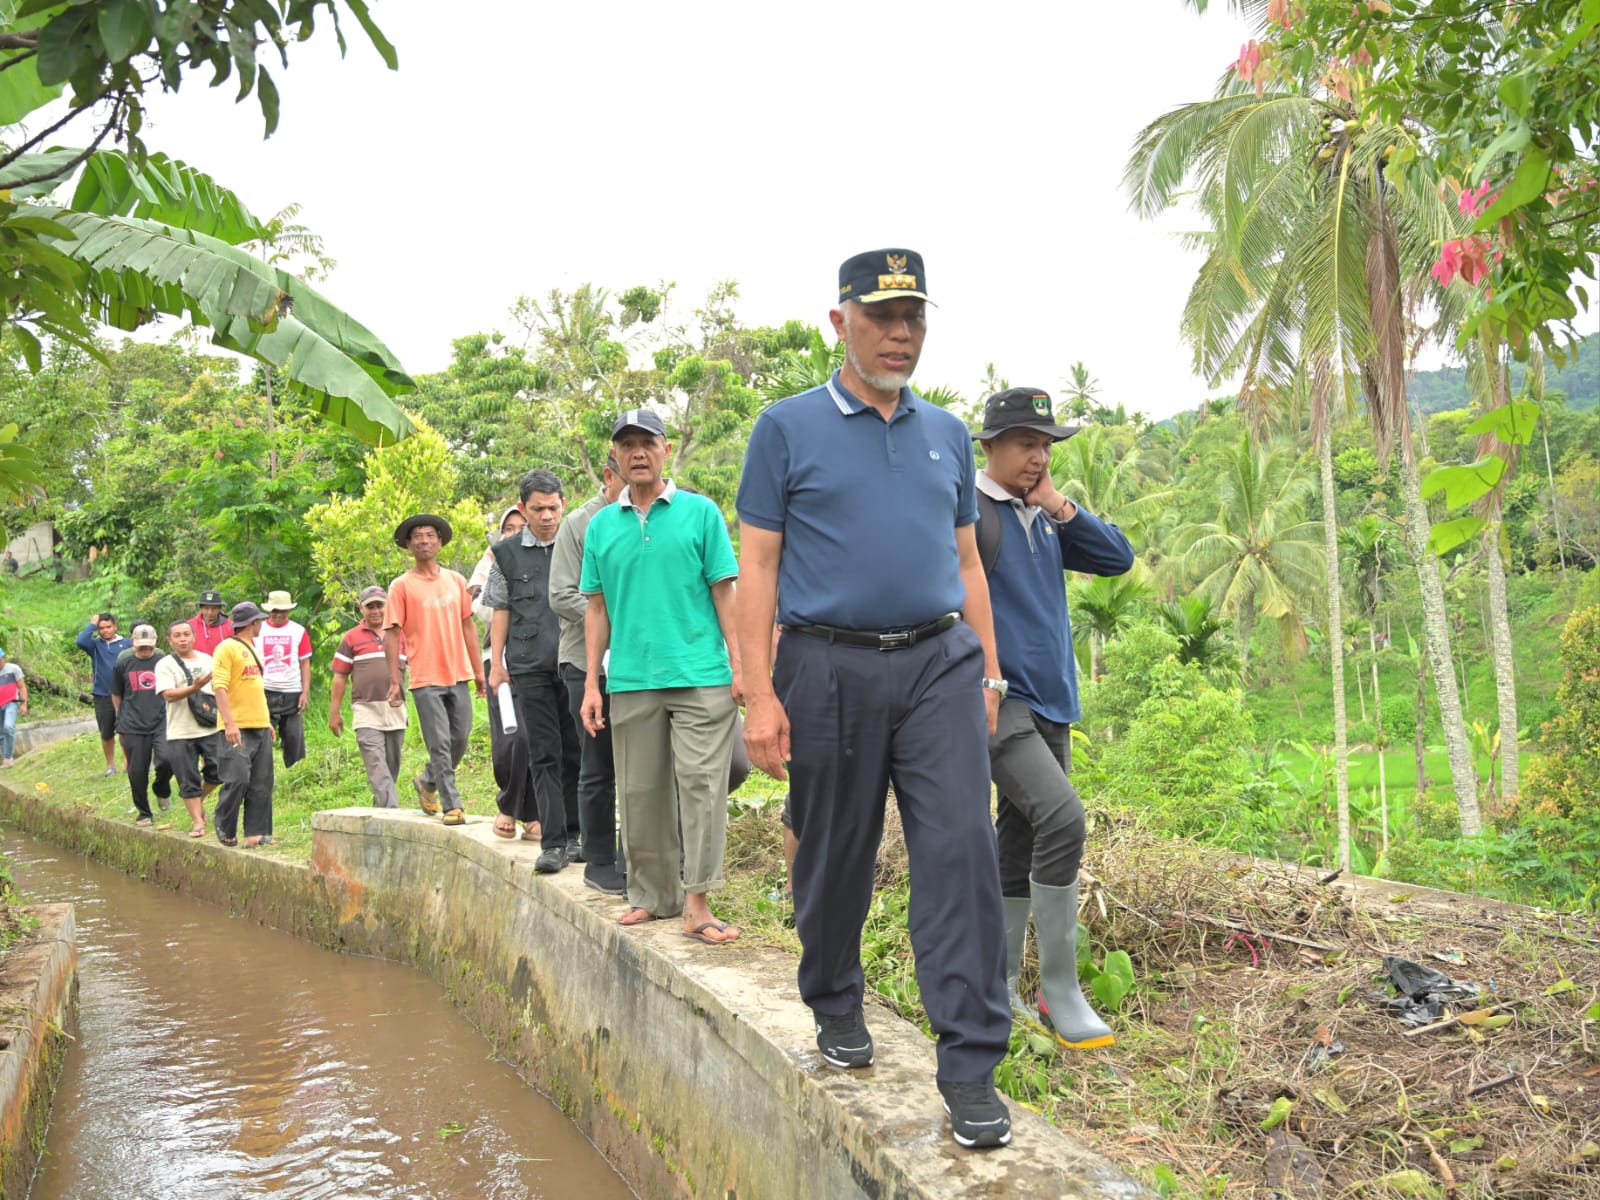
[{"x1": 845, "y1": 344, "x2": 912, "y2": 395}]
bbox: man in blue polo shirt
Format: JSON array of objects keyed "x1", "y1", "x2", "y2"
[
  {"x1": 735, "y1": 249, "x2": 1014, "y2": 1150},
  {"x1": 973, "y1": 387, "x2": 1135, "y2": 1051},
  {"x1": 581, "y1": 408, "x2": 742, "y2": 946}
]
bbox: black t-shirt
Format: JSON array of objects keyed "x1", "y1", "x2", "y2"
[{"x1": 111, "y1": 649, "x2": 168, "y2": 736}]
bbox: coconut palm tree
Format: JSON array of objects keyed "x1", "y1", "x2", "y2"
[
  {"x1": 1062, "y1": 362, "x2": 1100, "y2": 421},
  {"x1": 1342, "y1": 514, "x2": 1402, "y2": 851},
  {"x1": 1069, "y1": 574, "x2": 1152, "y2": 682},
  {"x1": 1462, "y1": 332, "x2": 1522, "y2": 803},
  {"x1": 1052, "y1": 425, "x2": 1177, "y2": 552},
  {"x1": 1124, "y1": 68, "x2": 1486, "y2": 836},
  {"x1": 1174, "y1": 434, "x2": 1325, "y2": 671},
  {"x1": 1156, "y1": 592, "x2": 1241, "y2": 687}
]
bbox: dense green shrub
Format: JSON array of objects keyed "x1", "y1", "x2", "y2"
[
  {"x1": 1095, "y1": 658, "x2": 1258, "y2": 838},
  {"x1": 1380, "y1": 815, "x2": 1600, "y2": 912},
  {"x1": 1378, "y1": 693, "x2": 1415, "y2": 742},
  {"x1": 1517, "y1": 603, "x2": 1600, "y2": 821},
  {"x1": 1078, "y1": 623, "x2": 1181, "y2": 738}
]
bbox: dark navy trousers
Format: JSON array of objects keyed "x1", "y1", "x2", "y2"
[{"x1": 778, "y1": 621, "x2": 1011, "y2": 1082}]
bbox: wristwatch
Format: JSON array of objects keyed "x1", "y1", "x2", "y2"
[{"x1": 981, "y1": 677, "x2": 1009, "y2": 700}]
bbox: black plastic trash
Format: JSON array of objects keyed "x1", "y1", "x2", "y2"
[{"x1": 1376, "y1": 955, "x2": 1480, "y2": 1028}]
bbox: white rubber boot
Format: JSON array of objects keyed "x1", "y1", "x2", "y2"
[{"x1": 1031, "y1": 878, "x2": 1115, "y2": 1049}]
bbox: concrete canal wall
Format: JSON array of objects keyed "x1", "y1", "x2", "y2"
[
  {"x1": 0, "y1": 780, "x2": 1151, "y2": 1200},
  {"x1": 0, "y1": 904, "x2": 75, "y2": 1200},
  {"x1": 8, "y1": 718, "x2": 96, "y2": 762}
]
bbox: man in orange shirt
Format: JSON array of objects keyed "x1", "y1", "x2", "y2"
[{"x1": 385, "y1": 513, "x2": 485, "y2": 827}]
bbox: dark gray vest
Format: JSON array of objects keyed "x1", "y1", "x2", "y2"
[{"x1": 490, "y1": 536, "x2": 559, "y2": 675}]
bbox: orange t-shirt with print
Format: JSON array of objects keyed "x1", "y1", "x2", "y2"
[{"x1": 384, "y1": 568, "x2": 477, "y2": 689}]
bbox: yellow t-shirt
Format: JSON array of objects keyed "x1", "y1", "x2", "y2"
[{"x1": 212, "y1": 637, "x2": 269, "y2": 729}]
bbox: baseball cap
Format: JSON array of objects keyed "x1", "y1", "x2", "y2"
[
  {"x1": 131, "y1": 624, "x2": 158, "y2": 646},
  {"x1": 197, "y1": 589, "x2": 224, "y2": 606},
  {"x1": 358, "y1": 585, "x2": 387, "y2": 607},
  {"x1": 838, "y1": 248, "x2": 931, "y2": 305},
  {"x1": 611, "y1": 408, "x2": 667, "y2": 439}
]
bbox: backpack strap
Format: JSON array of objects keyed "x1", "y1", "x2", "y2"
[{"x1": 976, "y1": 491, "x2": 1003, "y2": 576}]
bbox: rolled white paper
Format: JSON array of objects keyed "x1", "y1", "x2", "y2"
[{"x1": 497, "y1": 681, "x2": 518, "y2": 733}]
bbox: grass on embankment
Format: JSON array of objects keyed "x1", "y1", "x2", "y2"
[{"x1": 8, "y1": 701, "x2": 505, "y2": 859}]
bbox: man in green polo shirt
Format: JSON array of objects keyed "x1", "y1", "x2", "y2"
[{"x1": 580, "y1": 408, "x2": 742, "y2": 946}]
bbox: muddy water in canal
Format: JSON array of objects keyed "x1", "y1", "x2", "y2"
[{"x1": 4, "y1": 830, "x2": 635, "y2": 1200}]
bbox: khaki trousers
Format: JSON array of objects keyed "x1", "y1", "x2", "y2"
[{"x1": 610, "y1": 685, "x2": 736, "y2": 917}]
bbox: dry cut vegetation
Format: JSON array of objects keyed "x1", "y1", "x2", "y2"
[{"x1": 719, "y1": 806, "x2": 1600, "y2": 1200}]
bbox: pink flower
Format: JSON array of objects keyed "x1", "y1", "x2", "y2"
[
  {"x1": 1458, "y1": 179, "x2": 1497, "y2": 218},
  {"x1": 1268, "y1": 0, "x2": 1293, "y2": 28},
  {"x1": 1235, "y1": 40, "x2": 1262, "y2": 87},
  {"x1": 1432, "y1": 240, "x2": 1463, "y2": 287},
  {"x1": 1434, "y1": 237, "x2": 1495, "y2": 288},
  {"x1": 1233, "y1": 41, "x2": 1268, "y2": 96}
]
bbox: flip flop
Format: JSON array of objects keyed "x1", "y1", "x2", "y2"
[
  {"x1": 218, "y1": 834, "x2": 238, "y2": 847},
  {"x1": 157, "y1": 793, "x2": 172, "y2": 812},
  {"x1": 521, "y1": 822, "x2": 541, "y2": 842},
  {"x1": 134, "y1": 816, "x2": 153, "y2": 828},
  {"x1": 492, "y1": 816, "x2": 517, "y2": 840},
  {"x1": 243, "y1": 836, "x2": 277, "y2": 849},
  {"x1": 619, "y1": 907, "x2": 654, "y2": 927},
  {"x1": 682, "y1": 921, "x2": 739, "y2": 946},
  {"x1": 188, "y1": 826, "x2": 205, "y2": 839}
]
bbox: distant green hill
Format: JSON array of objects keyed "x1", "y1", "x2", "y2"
[{"x1": 1409, "y1": 333, "x2": 1598, "y2": 415}]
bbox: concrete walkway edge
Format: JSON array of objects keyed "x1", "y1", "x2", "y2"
[
  {"x1": 0, "y1": 903, "x2": 76, "y2": 1199},
  {"x1": 0, "y1": 783, "x2": 1152, "y2": 1200}
]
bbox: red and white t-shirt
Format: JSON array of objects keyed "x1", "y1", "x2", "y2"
[{"x1": 254, "y1": 619, "x2": 312, "y2": 694}]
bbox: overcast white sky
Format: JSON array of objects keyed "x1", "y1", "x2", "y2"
[{"x1": 123, "y1": 1, "x2": 1261, "y2": 420}]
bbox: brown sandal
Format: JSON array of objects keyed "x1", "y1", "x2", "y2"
[
  {"x1": 521, "y1": 821, "x2": 541, "y2": 842},
  {"x1": 493, "y1": 815, "x2": 517, "y2": 839}
]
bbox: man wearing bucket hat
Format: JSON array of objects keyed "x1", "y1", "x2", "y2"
[
  {"x1": 186, "y1": 589, "x2": 233, "y2": 656},
  {"x1": 330, "y1": 586, "x2": 409, "y2": 808},
  {"x1": 254, "y1": 589, "x2": 313, "y2": 768},
  {"x1": 972, "y1": 387, "x2": 1134, "y2": 1051},
  {"x1": 213, "y1": 601, "x2": 276, "y2": 847},
  {"x1": 385, "y1": 513, "x2": 484, "y2": 827},
  {"x1": 735, "y1": 249, "x2": 1014, "y2": 1148}
]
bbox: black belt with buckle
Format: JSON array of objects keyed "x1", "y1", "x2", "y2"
[{"x1": 784, "y1": 612, "x2": 961, "y2": 652}]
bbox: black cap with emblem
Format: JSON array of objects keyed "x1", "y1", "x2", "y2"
[
  {"x1": 973, "y1": 387, "x2": 1080, "y2": 443},
  {"x1": 838, "y1": 248, "x2": 932, "y2": 305}
]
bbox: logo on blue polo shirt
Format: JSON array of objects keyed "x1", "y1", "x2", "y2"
[{"x1": 929, "y1": 450, "x2": 941, "y2": 461}]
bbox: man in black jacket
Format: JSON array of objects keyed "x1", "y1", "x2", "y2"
[{"x1": 486, "y1": 468, "x2": 581, "y2": 874}]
